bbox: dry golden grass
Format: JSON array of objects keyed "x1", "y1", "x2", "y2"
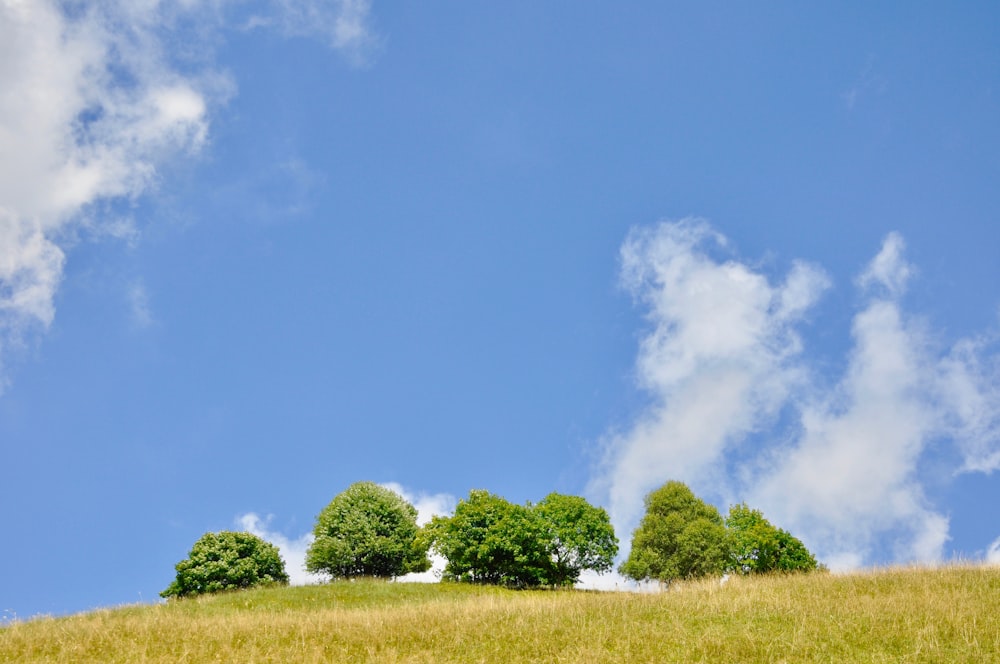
[{"x1": 3, "y1": 565, "x2": 999, "y2": 663}]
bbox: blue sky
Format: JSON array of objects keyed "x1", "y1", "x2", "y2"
[{"x1": 2, "y1": 1, "x2": 998, "y2": 617}]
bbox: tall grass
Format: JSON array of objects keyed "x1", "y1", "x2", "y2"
[{"x1": 3, "y1": 565, "x2": 998, "y2": 662}]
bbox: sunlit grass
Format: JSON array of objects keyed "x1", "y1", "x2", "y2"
[{"x1": 3, "y1": 565, "x2": 999, "y2": 662}]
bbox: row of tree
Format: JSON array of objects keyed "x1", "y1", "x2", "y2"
[
  {"x1": 302, "y1": 482, "x2": 621, "y2": 587},
  {"x1": 161, "y1": 480, "x2": 819, "y2": 598},
  {"x1": 621, "y1": 481, "x2": 820, "y2": 583}
]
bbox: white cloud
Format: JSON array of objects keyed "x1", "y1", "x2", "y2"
[
  {"x1": 0, "y1": 0, "x2": 212, "y2": 380},
  {"x1": 987, "y1": 536, "x2": 1000, "y2": 565},
  {"x1": 591, "y1": 219, "x2": 829, "y2": 544},
  {"x1": 594, "y1": 224, "x2": 1000, "y2": 571},
  {"x1": 856, "y1": 231, "x2": 912, "y2": 297},
  {"x1": 0, "y1": 212, "x2": 64, "y2": 329},
  {"x1": 237, "y1": 513, "x2": 326, "y2": 586},
  {"x1": 938, "y1": 334, "x2": 1000, "y2": 474},
  {"x1": 751, "y1": 292, "x2": 949, "y2": 566},
  {"x1": 0, "y1": 1, "x2": 215, "y2": 222},
  {"x1": 0, "y1": 0, "x2": 373, "y2": 386}
]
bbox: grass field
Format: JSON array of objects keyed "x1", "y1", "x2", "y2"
[{"x1": 3, "y1": 565, "x2": 998, "y2": 662}]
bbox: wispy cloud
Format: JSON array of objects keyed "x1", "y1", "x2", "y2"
[
  {"x1": 592, "y1": 221, "x2": 1000, "y2": 570},
  {"x1": 856, "y1": 231, "x2": 912, "y2": 296},
  {"x1": 127, "y1": 280, "x2": 154, "y2": 329},
  {"x1": 247, "y1": 0, "x2": 379, "y2": 65},
  {"x1": 0, "y1": 213, "x2": 64, "y2": 332},
  {"x1": 939, "y1": 333, "x2": 1000, "y2": 474},
  {"x1": 0, "y1": 0, "x2": 374, "y2": 388},
  {"x1": 842, "y1": 57, "x2": 884, "y2": 111}
]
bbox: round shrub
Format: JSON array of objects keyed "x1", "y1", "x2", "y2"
[
  {"x1": 161, "y1": 531, "x2": 289, "y2": 598},
  {"x1": 306, "y1": 481, "x2": 430, "y2": 579}
]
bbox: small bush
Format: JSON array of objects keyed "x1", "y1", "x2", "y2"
[{"x1": 161, "y1": 531, "x2": 288, "y2": 598}]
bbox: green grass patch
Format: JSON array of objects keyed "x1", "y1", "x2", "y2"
[{"x1": 3, "y1": 566, "x2": 999, "y2": 662}]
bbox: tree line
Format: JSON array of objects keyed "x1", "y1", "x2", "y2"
[{"x1": 161, "y1": 480, "x2": 820, "y2": 598}]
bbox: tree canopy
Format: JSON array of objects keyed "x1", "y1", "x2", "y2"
[
  {"x1": 620, "y1": 481, "x2": 820, "y2": 584},
  {"x1": 726, "y1": 503, "x2": 819, "y2": 574},
  {"x1": 619, "y1": 481, "x2": 729, "y2": 583},
  {"x1": 426, "y1": 490, "x2": 549, "y2": 587},
  {"x1": 161, "y1": 531, "x2": 288, "y2": 599},
  {"x1": 426, "y1": 490, "x2": 618, "y2": 588},
  {"x1": 162, "y1": 478, "x2": 818, "y2": 599},
  {"x1": 306, "y1": 481, "x2": 431, "y2": 579},
  {"x1": 534, "y1": 493, "x2": 618, "y2": 586}
]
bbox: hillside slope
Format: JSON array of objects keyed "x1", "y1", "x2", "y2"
[{"x1": 3, "y1": 566, "x2": 998, "y2": 662}]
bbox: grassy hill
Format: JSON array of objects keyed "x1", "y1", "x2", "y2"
[{"x1": 3, "y1": 565, "x2": 998, "y2": 662}]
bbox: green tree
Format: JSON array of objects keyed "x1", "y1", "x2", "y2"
[
  {"x1": 725, "y1": 503, "x2": 818, "y2": 574},
  {"x1": 534, "y1": 493, "x2": 618, "y2": 586},
  {"x1": 306, "y1": 481, "x2": 431, "y2": 579},
  {"x1": 619, "y1": 481, "x2": 729, "y2": 584},
  {"x1": 426, "y1": 490, "x2": 620, "y2": 588},
  {"x1": 426, "y1": 490, "x2": 552, "y2": 587},
  {"x1": 161, "y1": 531, "x2": 288, "y2": 599}
]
